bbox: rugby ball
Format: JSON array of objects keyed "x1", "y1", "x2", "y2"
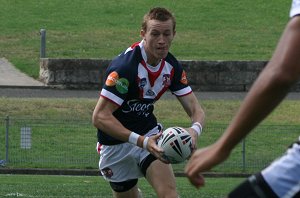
[{"x1": 157, "y1": 127, "x2": 193, "y2": 164}]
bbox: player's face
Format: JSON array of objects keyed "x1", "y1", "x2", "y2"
[{"x1": 141, "y1": 19, "x2": 176, "y2": 66}]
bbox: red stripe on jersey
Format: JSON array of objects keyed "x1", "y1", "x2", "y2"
[
  {"x1": 141, "y1": 59, "x2": 165, "y2": 87},
  {"x1": 131, "y1": 42, "x2": 140, "y2": 49},
  {"x1": 156, "y1": 67, "x2": 174, "y2": 99}
]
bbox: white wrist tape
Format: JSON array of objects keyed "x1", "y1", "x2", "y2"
[
  {"x1": 143, "y1": 137, "x2": 149, "y2": 149},
  {"x1": 128, "y1": 132, "x2": 140, "y2": 145},
  {"x1": 191, "y1": 122, "x2": 203, "y2": 136}
]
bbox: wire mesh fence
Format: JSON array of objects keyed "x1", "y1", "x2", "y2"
[
  {"x1": 0, "y1": 116, "x2": 97, "y2": 169},
  {"x1": 1, "y1": 116, "x2": 299, "y2": 174}
]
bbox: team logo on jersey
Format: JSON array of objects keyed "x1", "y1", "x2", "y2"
[
  {"x1": 180, "y1": 70, "x2": 188, "y2": 85},
  {"x1": 105, "y1": 71, "x2": 129, "y2": 94},
  {"x1": 116, "y1": 78, "x2": 129, "y2": 94},
  {"x1": 162, "y1": 74, "x2": 171, "y2": 87},
  {"x1": 106, "y1": 71, "x2": 119, "y2": 86},
  {"x1": 146, "y1": 89, "x2": 155, "y2": 96},
  {"x1": 122, "y1": 99, "x2": 154, "y2": 117}
]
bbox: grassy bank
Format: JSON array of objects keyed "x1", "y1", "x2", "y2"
[{"x1": 0, "y1": 0, "x2": 290, "y2": 78}]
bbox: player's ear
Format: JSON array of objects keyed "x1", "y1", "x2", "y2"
[{"x1": 140, "y1": 29, "x2": 146, "y2": 40}]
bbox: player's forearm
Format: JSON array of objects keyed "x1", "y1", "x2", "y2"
[
  {"x1": 180, "y1": 93, "x2": 205, "y2": 125},
  {"x1": 193, "y1": 105, "x2": 205, "y2": 125},
  {"x1": 93, "y1": 111, "x2": 148, "y2": 148},
  {"x1": 217, "y1": 18, "x2": 300, "y2": 152},
  {"x1": 218, "y1": 67, "x2": 291, "y2": 152},
  {"x1": 93, "y1": 113, "x2": 130, "y2": 141}
]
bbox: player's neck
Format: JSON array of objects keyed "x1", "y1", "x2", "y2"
[
  {"x1": 141, "y1": 41, "x2": 161, "y2": 67},
  {"x1": 147, "y1": 59, "x2": 161, "y2": 67}
]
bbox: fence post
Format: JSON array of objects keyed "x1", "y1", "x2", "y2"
[
  {"x1": 242, "y1": 138, "x2": 246, "y2": 171},
  {"x1": 5, "y1": 115, "x2": 9, "y2": 164},
  {"x1": 40, "y1": 28, "x2": 46, "y2": 58},
  {"x1": 0, "y1": 117, "x2": 7, "y2": 166}
]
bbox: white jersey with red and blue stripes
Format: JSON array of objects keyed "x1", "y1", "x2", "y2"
[{"x1": 98, "y1": 40, "x2": 192, "y2": 145}]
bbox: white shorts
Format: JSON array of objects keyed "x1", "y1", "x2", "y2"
[
  {"x1": 261, "y1": 137, "x2": 300, "y2": 198},
  {"x1": 98, "y1": 125, "x2": 161, "y2": 182}
]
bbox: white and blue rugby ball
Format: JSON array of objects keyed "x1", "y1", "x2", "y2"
[{"x1": 157, "y1": 127, "x2": 193, "y2": 164}]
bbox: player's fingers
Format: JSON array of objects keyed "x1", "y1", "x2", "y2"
[
  {"x1": 147, "y1": 141, "x2": 170, "y2": 163},
  {"x1": 149, "y1": 147, "x2": 169, "y2": 163},
  {"x1": 158, "y1": 156, "x2": 170, "y2": 164},
  {"x1": 188, "y1": 173, "x2": 205, "y2": 188},
  {"x1": 185, "y1": 160, "x2": 205, "y2": 187},
  {"x1": 148, "y1": 136, "x2": 163, "y2": 152},
  {"x1": 153, "y1": 132, "x2": 162, "y2": 141},
  {"x1": 185, "y1": 128, "x2": 198, "y2": 150}
]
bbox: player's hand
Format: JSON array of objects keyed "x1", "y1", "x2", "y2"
[
  {"x1": 185, "y1": 127, "x2": 198, "y2": 151},
  {"x1": 145, "y1": 132, "x2": 170, "y2": 164},
  {"x1": 185, "y1": 143, "x2": 230, "y2": 188}
]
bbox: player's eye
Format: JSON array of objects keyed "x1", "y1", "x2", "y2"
[{"x1": 151, "y1": 33, "x2": 160, "y2": 37}]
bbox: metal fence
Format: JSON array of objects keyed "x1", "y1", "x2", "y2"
[{"x1": 1, "y1": 116, "x2": 300, "y2": 173}]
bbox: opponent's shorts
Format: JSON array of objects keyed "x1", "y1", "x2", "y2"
[
  {"x1": 261, "y1": 138, "x2": 300, "y2": 198},
  {"x1": 98, "y1": 125, "x2": 161, "y2": 183},
  {"x1": 229, "y1": 137, "x2": 300, "y2": 198}
]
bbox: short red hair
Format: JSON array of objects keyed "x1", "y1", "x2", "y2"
[{"x1": 141, "y1": 7, "x2": 176, "y2": 33}]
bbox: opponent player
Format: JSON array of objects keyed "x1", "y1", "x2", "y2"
[
  {"x1": 185, "y1": 1, "x2": 300, "y2": 197},
  {"x1": 92, "y1": 7, "x2": 205, "y2": 198}
]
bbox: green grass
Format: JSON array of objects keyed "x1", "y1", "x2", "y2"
[
  {"x1": 0, "y1": 0, "x2": 291, "y2": 78},
  {"x1": 0, "y1": 174, "x2": 244, "y2": 198},
  {"x1": 2, "y1": 97, "x2": 300, "y2": 125},
  {"x1": 1, "y1": 97, "x2": 300, "y2": 172}
]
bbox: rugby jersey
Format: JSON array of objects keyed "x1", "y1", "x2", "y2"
[{"x1": 98, "y1": 40, "x2": 192, "y2": 145}]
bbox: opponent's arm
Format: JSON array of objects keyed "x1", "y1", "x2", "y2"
[
  {"x1": 218, "y1": 16, "x2": 300, "y2": 152},
  {"x1": 185, "y1": 16, "x2": 300, "y2": 188}
]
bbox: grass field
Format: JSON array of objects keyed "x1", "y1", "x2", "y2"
[
  {"x1": 0, "y1": 174, "x2": 244, "y2": 198},
  {"x1": 1, "y1": 97, "x2": 300, "y2": 172},
  {"x1": 1, "y1": 97, "x2": 300, "y2": 125},
  {"x1": 1, "y1": 97, "x2": 300, "y2": 196},
  {"x1": 0, "y1": 0, "x2": 291, "y2": 78}
]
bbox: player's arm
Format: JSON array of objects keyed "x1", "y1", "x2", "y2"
[
  {"x1": 185, "y1": 16, "x2": 300, "y2": 188},
  {"x1": 92, "y1": 97, "x2": 134, "y2": 143},
  {"x1": 177, "y1": 92, "x2": 205, "y2": 146},
  {"x1": 210, "y1": 15, "x2": 300, "y2": 157},
  {"x1": 92, "y1": 96, "x2": 166, "y2": 162}
]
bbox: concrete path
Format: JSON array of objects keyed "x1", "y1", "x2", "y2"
[
  {"x1": 1, "y1": 57, "x2": 300, "y2": 100},
  {"x1": 0, "y1": 58, "x2": 44, "y2": 87}
]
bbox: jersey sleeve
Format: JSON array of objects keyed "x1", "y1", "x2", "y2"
[
  {"x1": 100, "y1": 58, "x2": 132, "y2": 106},
  {"x1": 290, "y1": 0, "x2": 300, "y2": 17},
  {"x1": 168, "y1": 60, "x2": 192, "y2": 97}
]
